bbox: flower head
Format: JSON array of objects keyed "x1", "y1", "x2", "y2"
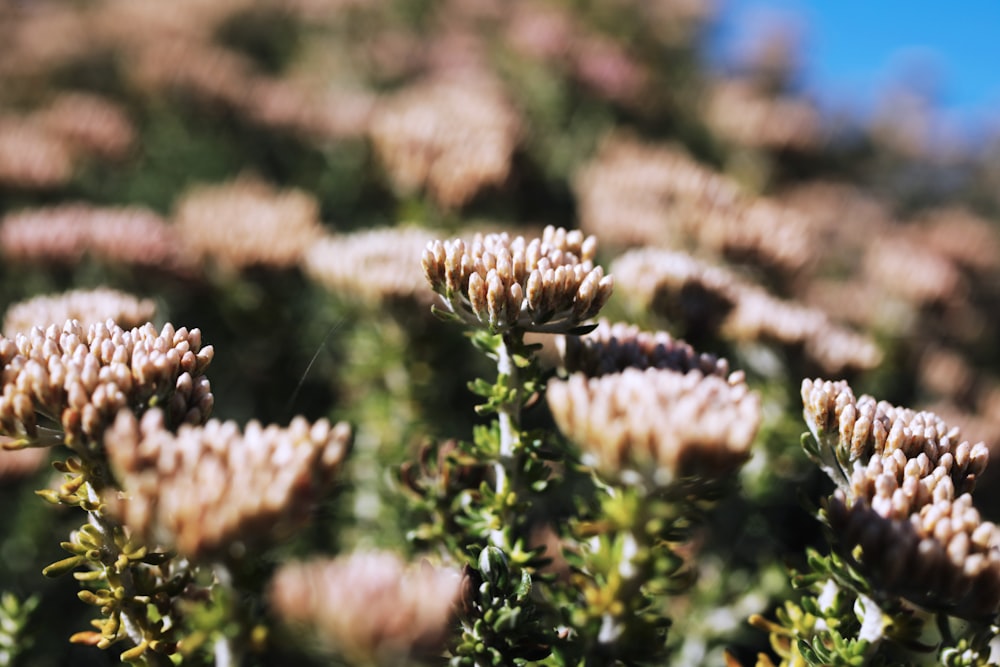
[{"x1": 423, "y1": 225, "x2": 613, "y2": 334}]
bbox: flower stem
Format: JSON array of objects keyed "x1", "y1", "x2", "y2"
[{"x1": 491, "y1": 333, "x2": 522, "y2": 548}]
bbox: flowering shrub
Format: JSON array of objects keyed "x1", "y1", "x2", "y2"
[{"x1": 2, "y1": 2, "x2": 1000, "y2": 666}]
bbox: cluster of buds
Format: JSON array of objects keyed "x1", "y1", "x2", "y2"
[
  {"x1": 0, "y1": 320, "x2": 213, "y2": 448},
  {"x1": 2, "y1": 288, "x2": 156, "y2": 337},
  {"x1": 548, "y1": 366, "x2": 759, "y2": 487},
  {"x1": 802, "y1": 379, "x2": 1000, "y2": 618},
  {"x1": 558, "y1": 318, "x2": 730, "y2": 378},
  {"x1": 104, "y1": 409, "x2": 351, "y2": 562},
  {"x1": 268, "y1": 551, "x2": 461, "y2": 663},
  {"x1": 422, "y1": 225, "x2": 613, "y2": 334}
]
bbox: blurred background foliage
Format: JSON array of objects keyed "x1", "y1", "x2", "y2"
[{"x1": 2, "y1": 0, "x2": 1000, "y2": 664}]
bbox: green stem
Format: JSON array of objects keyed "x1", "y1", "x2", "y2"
[{"x1": 491, "y1": 333, "x2": 522, "y2": 548}]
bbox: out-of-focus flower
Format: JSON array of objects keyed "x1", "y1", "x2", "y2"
[
  {"x1": 547, "y1": 367, "x2": 759, "y2": 487},
  {"x1": 575, "y1": 135, "x2": 814, "y2": 275},
  {"x1": 0, "y1": 320, "x2": 213, "y2": 448},
  {"x1": 0, "y1": 117, "x2": 74, "y2": 190},
  {"x1": 269, "y1": 551, "x2": 461, "y2": 663},
  {"x1": 303, "y1": 227, "x2": 438, "y2": 304},
  {"x1": 104, "y1": 409, "x2": 351, "y2": 561},
  {"x1": 0, "y1": 444, "x2": 48, "y2": 482},
  {"x1": 571, "y1": 35, "x2": 647, "y2": 106},
  {"x1": 612, "y1": 248, "x2": 882, "y2": 374},
  {"x1": 128, "y1": 39, "x2": 252, "y2": 109},
  {"x1": 558, "y1": 319, "x2": 731, "y2": 379},
  {"x1": 705, "y1": 78, "x2": 824, "y2": 152},
  {"x1": 863, "y1": 235, "x2": 965, "y2": 307},
  {"x1": 3, "y1": 288, "x2": 156, "y2": 338},
  {"x1": 423, "y1": 226, "x2": 613, "y2": 334},
  {"x1": 0, "y1": 204, "x2": 191, "y2": 273},
  {"x1": 918, "y1": 207, "x2": 1000, "y2": 274},
  {"x1": 32, "y1": 92, "x2": 136, "y2": 161},
  {"x1": 918, "y1": 346, "x2": 975, "y2": 403},
  {"x1": 174, "y1": 176, "x2": 322, "y2": 270},
  {"x1": 370, "y1": 74, "x2": 521, "y2": 208}
]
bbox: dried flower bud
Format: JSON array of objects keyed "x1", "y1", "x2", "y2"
[
  {"x1": 268, "y1": 551, "x2": 461, "y2": 663},
  {"x1": 423, "y1": 226, "x2": 613, "y2": 334},
  {"x1": 0, "y1": 320, "x2": 213, "y2": 447},
  {"x1": 104, "y1": 409, "x2": 351, "y2": 561},
  {"x1": 3, "y1": 288, "x2": 156, "y2": 337},
  {"x1": 547, "y1": 367, "x2": 759, "y2": 487}
]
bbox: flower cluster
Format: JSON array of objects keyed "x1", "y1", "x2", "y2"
[
  {"x1": 548, "y1": 366, "x2": 759, "y2": 486},
  {"x1": 0, "y1": 320, "x2": 213, "y2": 447},
  {"x1": 103, "y1": 409, "x2": 351, "y2": 561},
  {"x1": 802, "y1": 379, "x2": 999, "y2": 618},
  {"x1": 268, "y1": 551, "x2": 461, "y2": 663},
  {"x1": 3, "y1": 288, "x2": 156, "y2": 337},
  {"x1": 423, "y1": 225, "x2": 613, "y2": 334}
]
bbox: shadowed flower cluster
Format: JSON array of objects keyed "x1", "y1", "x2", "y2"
[
  {"x1": 559, "y1": 318, "x2": 731, "y2": 379},
  {"x1": 104, "y1": 409, "x2": 351, "y2": 561},
  {"x1": 802, "y1": 379, "x2": 1000, "y2": 618},
  {"x1": 422, "y1": 225, "x2": 613, "y2": 334}
]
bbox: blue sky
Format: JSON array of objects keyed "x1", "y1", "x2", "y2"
[{"x1": 711, "y1": 0, "x2": 1000, "y2": 137}]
